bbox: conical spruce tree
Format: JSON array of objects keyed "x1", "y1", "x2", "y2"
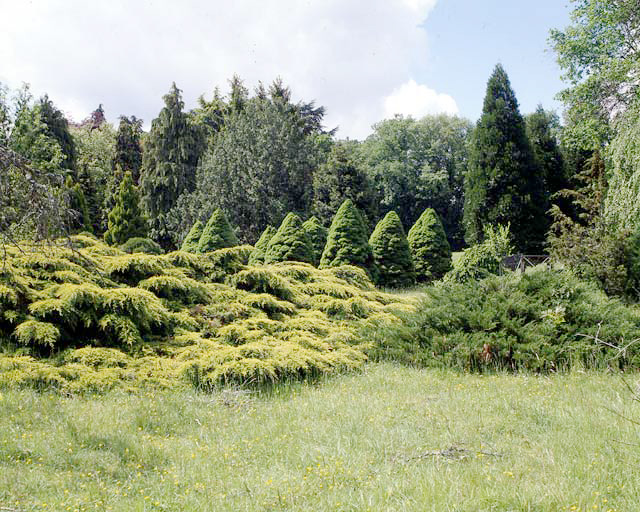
[
  {"x1": 302, "y1": 216, "x2": 328, "y2": 266},
  {"x1": 463, "y1": 64, "x2": 546, "y2": 253},
  {"x1": 369, "y1": 211, "x2": 415, "y2": 288},
  {"x1": 249, "y1": 225, "x2": 277, "y2": 265},
  {"x1": 408, "y1": 208, "x2": 452, "y2": 282},
  {"x1": 180, "y1": 220, "x2": 204, "y2": 253},
  {"x1": 320, "y1": 199, "x2": 376, "y2": 276},
  {"x1": 141, "y1": 83, "x2": 205, "y2": 249},
  {"x1": 104, "y1": 171, "x2": 148, "y2": 245},
  {"x1": 197, "y1": 208, "x2": 238, "y2": 253},
  {"x1": 264, "y1": 213, "x2": 315, "y2": 264}
]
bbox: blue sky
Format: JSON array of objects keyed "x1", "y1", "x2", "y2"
[
  {"x1": 420, "y1": 0, "x2": 571, "y2": 121},
  {"x1": 0, "y1": 0, "x2": 573, "y2": 139}
]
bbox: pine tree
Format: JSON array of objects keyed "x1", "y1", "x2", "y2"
[
  {"x1": 141, "y1": 83, "x2": 205, "y2": 249},
  {"x1": 369, "y1": 211, "x2": 415, "y2": 288},
  {"x1": 180, "y1": 220, "x2": 204, "y2": 253},
  {"x1": 302, "y1": 216, "x2": 328, "y2": 266},
  {"x1": 463, "y1": 64, "x2": 546, "y2": 252},
  {"x1": 320, "y1": 199, "x2": 376, "y2": 275},
  {"x1": 249, "y1": 225, "x2": 277, "y2": 265},
  {"x1": 104, "y1": 171, "x2": 147, "y2": 245},
  {"x1": 264, "y1": 213, "x2": 315, "y2": 265},
  {"x1": 407, "y1": 208, "x2": 452, "y2": 282},
  {"x1": 198, "y1": 208, "x2": 238, "y2": 253}
]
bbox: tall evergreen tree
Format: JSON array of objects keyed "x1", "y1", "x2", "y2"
[
  {"x1": 65, "y1": 176, "x2": 92, "y2": 233},
  {"x1": 249, "y1": 225, "x2": 277, "y2": 265},
  {"x1": 463, "y1": 64, "x2": 546, "y2": 253},
  {"x1": 114, "y1": 116, "x2": 143, "y2": 184},
  {"x1": 312, "y1": 141, "x2": 377, "y2": 227},
  {"x1": 264, "y1": 213, "x2": 315, "y2": 265},
  {"x1": 104, "y1": 171, "x2": 147, "y2": 245},
  {"x1": 302, "y1": 216, "x2": 328, "y2": 266},
  {"x1": 369, "y1": 211, "x2": 415, "y2": 288},
  {"x1": 141, "y1": 83, "x2": 205, "y2": 249},
  {"x1": 525, "y1": 106, "x2": 567, "y2": 205},
  {"x1": 407, "y1": 208, "x2": 452, "y2": 282},
  {"x1": 320, "y1": 199, "x2": 376, "y2": 276},
  {"x1": 180, "y1": 220, "x2": 204, "y2": 253},
  {"x1": 38, "y1": 94, "x2": 76, "y2": 173},
  {"x1": 198, "y1": 208, "x2": 238, "y2": 253}
]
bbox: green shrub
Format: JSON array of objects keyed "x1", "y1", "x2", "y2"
[
  {"x1": 445, "y1": 224, "x2": 512, "y2": 283},
  {"x1": 320, "y1": 199, "x2": 375, "y2": 278},
  {"x1": 407, "y1": 208, "x2": 452, "y2": 282},
  {"x1": 180, "y1": 220, "x2": 204, "y2": 253},
  {"x1": 367, "y1": 269, "x2": 640, "y2": 371},
  {"x1": 249, "y1": 225, "x2": 277, "y2": 265},
  {"x1": 198, "y1": 209, "x2": 238, "y2": 253},
  {"x1": 369, "y1": 211, "x2": 415, "y2": 288},
  {"x1": 104, "y1": 171, "x2": 148, "y2": 246},
  {"x1": 302, "y1": 216, "x2": 328, "y2": 266},
  {"x1": 264, "y1": 213, "x2": 315, "y2": 265},
  {"x1": 119, "y1": 237, "x2": 163, "y2": 255}
]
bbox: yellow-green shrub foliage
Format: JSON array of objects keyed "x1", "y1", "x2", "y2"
[
  {"x1": 369, "y1": 211, "x2": 415, "y2": 288},
  {"x1": 249, "y1": 225, "x2": 277, "y2": 265},
  {"x1": 0, "y1": 237, "x2": 415, "y2": 392}
]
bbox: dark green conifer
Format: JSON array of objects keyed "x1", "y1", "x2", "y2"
[
  {"x1": 66, "y1": 176, "x2": 92, "y2": 233},
  {"x1": 197, "y1": 208, "x2": 238, "y2": 253},
  {"x1": 369, "y1": 211, "x2": 415, "y2": 288},
  {"x1": 249, "y1": 225, "x2": 277, "y2": 265},
  {"x1": 104, "y1": 171, "x2": 147, "y2": 245},
  {"x1": 141, "y1": 83, "x2": 205, "y2": 249},
  {"x1": 463, "y1": 64, "x2": 546, "y2": 252},
  {"x1": 114, "y1": 116, "x2": 143, "y2": 184},
  {"x1": 320, "y1": 199, "x2": 375, "y2": 276},
  {"x1": 264, "y1": 213, "x2": 315, "y2": 265},
  {"x1": 180, "y1": 220, "x2": 204, "y2": 253},
  {"x1": 407, "y1": 208, "x2": 452, "y2": 282},
  {"x1": 302, "y1": 216, "x2": 328, "y2": 266}
]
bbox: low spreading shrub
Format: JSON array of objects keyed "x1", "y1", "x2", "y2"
[{"x1": 367, "y1": 269, "x2": 640, "y2": 371}]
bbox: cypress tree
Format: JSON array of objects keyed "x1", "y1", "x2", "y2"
[
  {"x1": 302, "y1": 216, "x2": 328, "y2": 266},
  {"x1": 180, "y1": 220, "x2": 204, "y2": 253},
  {"x1": 320, "y1": 199, "x2": 375, "y2": 275},
  {"x1": 104, "y1": 171, "x2": 147, "y2": 245},
  {"x1": 114, "y1": 116, "x2": 143, "y2": 184},
  {"x1": 369, "y1": 211, "x2": 415, "y2": 288},
  {"x1": 141, "y1": 83, "x2": 205, "y2": 249},
  {"x1": 463, "y1": 64, "x2": 546, "y2": 253},
  {"x1": 264, "y1": 213, "x2": 315, "y2": 265},
  {"x1": 407, "y1": 208, "x2": 452, "y2": 282},
  {"x1": 198, "y1": 208, "x2": 238, "y2": 253},
  {"x1": 249, "y1": 225, "x2": 277, "y2": 265},
  {"x1": 65, "y1": 176, "x2": 92, "y2": 233}
]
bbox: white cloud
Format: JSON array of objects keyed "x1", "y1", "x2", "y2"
[
  {"x1": 0, "y1": 0, "x2": 453, "y2": 139},
  {"x1": 384, "y1": 79, "x2": 458, "y2": 119}
]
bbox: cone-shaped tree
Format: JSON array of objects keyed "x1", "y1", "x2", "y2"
[
  {"x1": 180, "y1": 220, "x2": 204, "y2": 253},
  {"x1": 320, "y1": 199, "x2": 376, "y2": 276},
  {"x1": 408, "y1": 208, "x2": 452, "y2": 282},
  {"x1": 369, "y1": 211, "x2": 415, "y2": 288},
  {"x1": 264, "y1": 213, "x2": 315, "y2": 264},
  {"x1": 104, "y1": 171, "x2": 147, "y2": 245},
  {"x1": 197, "y1": 208, "x2": 238, "y2": 253},
  {"x1": 65, "y1": 176, "x2": 92, "y2": 233},
  {"x1": 249, "y1": 225, "x2": 277, "y2": 265},
  {"x1": 302, "y1": 216, "x2": 328, "y2": 266},
  {"x1": 463, "y1": 64, "x2": 546, "y2": 252}
]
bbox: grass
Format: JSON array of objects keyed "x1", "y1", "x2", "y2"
[{"x1": 1, "y1": 363, "x2": 638, "y2": 511}]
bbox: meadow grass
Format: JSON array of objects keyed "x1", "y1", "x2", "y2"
[{"x1": 1, "y1": 363, "x2": 638, "y2": 511}]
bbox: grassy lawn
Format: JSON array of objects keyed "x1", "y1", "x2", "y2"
[{"x1": 1, "y1": 364, "x2": 638, "y2": 511}]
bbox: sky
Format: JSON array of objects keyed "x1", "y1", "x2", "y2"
[{"x1": 0, "y1": 0, "x2": 572, "y2": 140}]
